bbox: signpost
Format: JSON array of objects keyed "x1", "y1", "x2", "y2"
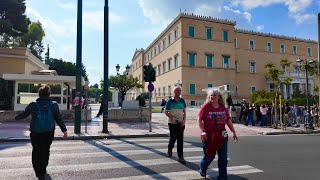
[{"x1": 148, "y1": 83, "x2": 154, "y2": 132}]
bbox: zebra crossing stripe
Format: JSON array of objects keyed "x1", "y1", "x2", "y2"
[
  {"x1": 0, "y1": 142, "x2": 194, "y2": 153},
  {"x1": 0, "y1": 138, "x2": 170, "y2": 148},
  {"x1": 100, "y1": 165, "x2": 263, "y2": 180},
  {"x1": 0, "y1": 147, "x2": 203, "y2": 160},
  {"x1": 0, "y1": 156, "x2": 232, "y2": 178}
]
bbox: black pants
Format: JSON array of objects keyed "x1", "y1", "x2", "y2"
[
  {"x1": 30, "y1": 131, "x2": 54, "y2": 178},
  {"x1": 168, "y1": 123, "x2": 185, "y2": 157},
  {"x1": 97, "y1": 104, "x2": 103, "y2": 116}
]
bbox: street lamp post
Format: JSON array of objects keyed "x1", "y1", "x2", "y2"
[
  {"x1": 296, "y1": 58, "x2": 315, "y2": 130},
  {"x1": 116, "y1": 64, "x2": 120, "y2": 75},
  {"x1": 102, "y1": 0, "x2": 109, "y2": 133}
]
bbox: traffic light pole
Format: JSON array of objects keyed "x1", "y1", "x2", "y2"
[{"x1": 149, "y1": 88, "x2": 152, "y2": 132}]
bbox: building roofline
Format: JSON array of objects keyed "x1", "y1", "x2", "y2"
[
  {"x1": 131, "y1": 48, "x2": 144, "y2": 62},
  {"x1": 143, "y1": 12, "x2": 237, "y2": 52},
  {"x1": 236, "y1": 29, "x2": 317, "y2": 44}
]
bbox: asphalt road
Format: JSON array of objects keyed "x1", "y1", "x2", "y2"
[{"x1": 1, "y1": 134, "x2": 320, "y2": 180}]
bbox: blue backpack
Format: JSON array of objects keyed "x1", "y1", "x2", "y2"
[{"x1": 33, "y1": 102, "x2": 55, "y2": 133}]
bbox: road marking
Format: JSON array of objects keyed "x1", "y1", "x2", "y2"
[
  {"x1": 101, "y1": 165, "x2": 263, "y2": 180},
  {"x1": 0, "y1": 147, "x2": 203, "y2": 160},
  {"x1": 0, "y1": 156, "x2": 233, "y2": 178}
]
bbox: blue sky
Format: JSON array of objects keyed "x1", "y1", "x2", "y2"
[{"x1": 25, "y1": 0, "x2": 320, "y2": 86}]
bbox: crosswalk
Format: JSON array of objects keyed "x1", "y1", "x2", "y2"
[{"x1": 0, "y1": 138, "x2": 263, "y2": 180}]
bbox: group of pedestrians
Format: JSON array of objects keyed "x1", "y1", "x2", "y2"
[
  {"x1": 16, "y1": 85, "x2": 238, "y2": 180},
  {"x1": 239, "y1": 100, "x2": 272, "y2": 127}
]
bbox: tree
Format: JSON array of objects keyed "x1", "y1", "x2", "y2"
[
  {"x1": 90, "y1": 83, "x2": 99, "y2": 89},
  {"x1": 48, "y1": 58, "x2": 88, "y2": 80},
  {"x1": 0, "y1": 0, "x2": 30, "y2": 47},
  {"x1": 264, "y1": 58, "x2": 292, "y2": 128},
  {"x1": 20, "y1": 21, "x2": 45, "y2": 59},
  {"x1": 250, "y1": 90, "x2": 275, "y2": 105},
  {"x1": 107, "y1": 74, "x2": 143, "y2": 106}
]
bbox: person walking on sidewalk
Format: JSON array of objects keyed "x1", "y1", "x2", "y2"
[
  {"x1": 15, "y1": 85, "x2": 68, "y2": 180},
  {"x1": 244, "y1": 104, "x2": 255, "y2": 126},
  {"x1": 260, "y1": 104, "x2": 268, "y2": 127},
  {"x1": 198, "y1": 89, "x2": 238, "y2": 179},
  {"x1": 164, "y1": 86, "x2": 187, "y2": 164}
]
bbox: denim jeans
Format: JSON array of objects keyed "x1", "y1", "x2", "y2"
[
  {"x1": 244, "y1": 113, "x2": 255, "y2": 126},
  {"x1": 200, "y1": 140, "x2": 228, "y2": 180},
  {"x1": 260, "y1": 115, "x2": 266, "y2": 127}
]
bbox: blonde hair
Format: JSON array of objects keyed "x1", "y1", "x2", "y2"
[{"x1": 205, "y1": 89, "x2": 225, "y2": 106}]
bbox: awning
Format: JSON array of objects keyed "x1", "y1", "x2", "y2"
[{"x1": 0, "y1": 73, "x2": 85, "y2": 89}]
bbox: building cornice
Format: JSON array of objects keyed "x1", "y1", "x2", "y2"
[
  {"x1": 236, "y1": 29, "x2": 317, "y2": 44},
  {"x1": 144, "y1": 12, "x2": 237, "y2": 53}
]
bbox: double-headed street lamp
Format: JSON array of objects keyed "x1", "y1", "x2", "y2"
[
  {"x1": 296, "y1": 58, "x2": 315, "y2": 130},
  {"x1": 115, "y1": 64, "x2": 130, "y2": 75}
]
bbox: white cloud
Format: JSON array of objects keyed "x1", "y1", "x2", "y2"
[
  {"x1": 138, "y1": 0, "x2": 170, "y2": 26},
  {"x1": 83, "y1": 11, "x2": 124, "y2": 31},
  {"x1": 26, "y1": 7, "x2": 76, "y2": 39},
  {"x1": 290, "y1": 13, "x2": 317, "y2": 24},
  {"x1": 256, "y1": 25, "x2": 264, "y2": 31},
  {"x1": 194, "y1": 4, "x2": 219, "y2": 16},
  {"x1": 230, "y1": 0, "x2": 314, "y2": 24},
  {"x1": 223, "y1": 6, "x2": 251, "y2": 23},
  {"x1": 58, "y1": 2, "x2": 76, "y2": 10}
]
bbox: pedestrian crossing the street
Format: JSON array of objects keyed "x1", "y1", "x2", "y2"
[{"x1": 0, "y1": 138, "x2": 263, "y2": 179}]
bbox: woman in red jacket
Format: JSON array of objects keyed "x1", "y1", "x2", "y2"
[{"x1": 198, "y1": 89, "x2": 238, "y2": 179}]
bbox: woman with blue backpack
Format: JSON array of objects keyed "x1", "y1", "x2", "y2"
[{"x1": 15, "y1": 85, "x2": 68, "y2": 180}]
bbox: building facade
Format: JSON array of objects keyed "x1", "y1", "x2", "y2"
[{"x1": 128, "y1": 13, "x2": 318, "y2": 105}]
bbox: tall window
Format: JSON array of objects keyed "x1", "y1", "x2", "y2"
[
  {"x1": 168, "y1": 58, "x2": 172, "y2": 71},
  {"x1": 158, "y1": 88, "x2": 161, "y2": 97},
  {"x1": 235, "y1": 86, "x2": 238, "y2": 95},
  {"x1": 208, "y1": 84, "x2": 213, "y2": 88},
  {"x1": 154, "y1": 47, "x2": 156, "y2": 56},
  {"x1": 249, "y1": 40, "x2": 254, "y2": 50},
  {"x1": 234, "y1": 38, "x2": 237, "y2": 48},
  {"x1": 162, "y1": 62, "x2": 166, "y2": 73},
  {"x1": 189, "y1": 26, "x2": 195, "y2": 38},
  {"x1": 189, "y1": 83, "x2": 196, "y2": 95},
  {"x1": 294, "y1": 66, "x2": 300, "y2": 73},
  {"x1": 174, "y1": 28, "x2": 178, "y2": 40},
  {"x1": 249, "y1": 62, "x2": 256, "y2": 73},
  {"x1": 188, "y1": 53, "x2": 196, "y2": 66},
  {"x1": 235, "y1": 61, "x2": 238, "y2": 72},
  {"x1": 280, "y1": 44, "x2": 285, "y2": 54},
  {"x1": 267, "y1": 42, "x2": 272, "y2": 52},
  {"x1": 168, "y1": 34, "x2": 171, "y2": 45},
  {"x1": 174, "y1": 55, "x2": 178, "y2": 68},
  {"x1": 162, "y1": 39, "x2": 166, "y2": 50},
  {"x1": 206, "y1": 55, "x2": 213, "y2": 68},
  {"x1": 293, "y1": 45, "x2": 297, "y2": 55},
  {"x1": 307, "y1": 47, "x2": 312, "y2": 56},
  {"x1": 163, "y1": 87, "x2": 166, "y2": 96},
  {"x1": 158, "y1": 44, "x2": 161, "y2": 53},
  {"x1": 148, "y1": 54, "x2": 150, "y2": 61},
  {"x1": 168, "y1": 85, "x2": 171, "y2": 96},
  {"x1": 206, "y1": 28, "x2": 212, "y2": 40},
  {"x1": 157, "y1": 65, "x2": 161, "y2": 75},
  {"x1": 226, "y1": 84, "x2": 230, "y2": 91},
  {"x1": 151, "y1": 51, "x2": 153, "y2": 58},
  {"x1": 251, "y1": 86, "x2": 256, "y2": 94},
  {"x1": 223, "y1": 56, "x2": 229, "y2": 69},
  {"x1": 223, "y1": 30, "x2": 228, "y2": 42}
]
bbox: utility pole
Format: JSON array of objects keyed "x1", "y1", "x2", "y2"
[
  {"x1": 75, "y1": 0, "x2": 83, "y2": 134},
  {"x1": 102, "y1": 0, "x2": 109, "y2": 133}
]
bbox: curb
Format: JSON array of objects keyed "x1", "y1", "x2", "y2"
[
  {"x1": 0, "y1": 133, "x2": 169, "y2": 142},
  {"x1": 264, "y1": 130, "x2": 320, "y2": 135}
]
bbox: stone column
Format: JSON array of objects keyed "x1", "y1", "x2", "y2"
[
  {"x1": 283, "y1": 84, "x2": 287, "y2": 99},
  {"x1": 289, "y1": 84, "x2": 293, "y2": 98},
  {"x1": 112, "y1": 89, "x2": 119, "y2": 108}
]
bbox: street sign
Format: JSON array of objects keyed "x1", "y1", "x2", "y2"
[{"x1": 148, "y1": 83, "x2": 154, "y2": 92}]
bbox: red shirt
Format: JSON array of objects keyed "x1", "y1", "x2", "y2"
[{"x1": 198, "y1": 103, "x2": 229, "y2": 133}]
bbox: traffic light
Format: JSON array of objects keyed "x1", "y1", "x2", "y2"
[
  {"x1": 150, "y1": 67, "x2": 156, "y2": 82},
  {"x1": 143, "y1": 65, "x2": 150, "y2": 82}
]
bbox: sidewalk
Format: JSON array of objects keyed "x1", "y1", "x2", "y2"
[{"x1": 1, "y1": 110, "x2": 320, "y2": 142}]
